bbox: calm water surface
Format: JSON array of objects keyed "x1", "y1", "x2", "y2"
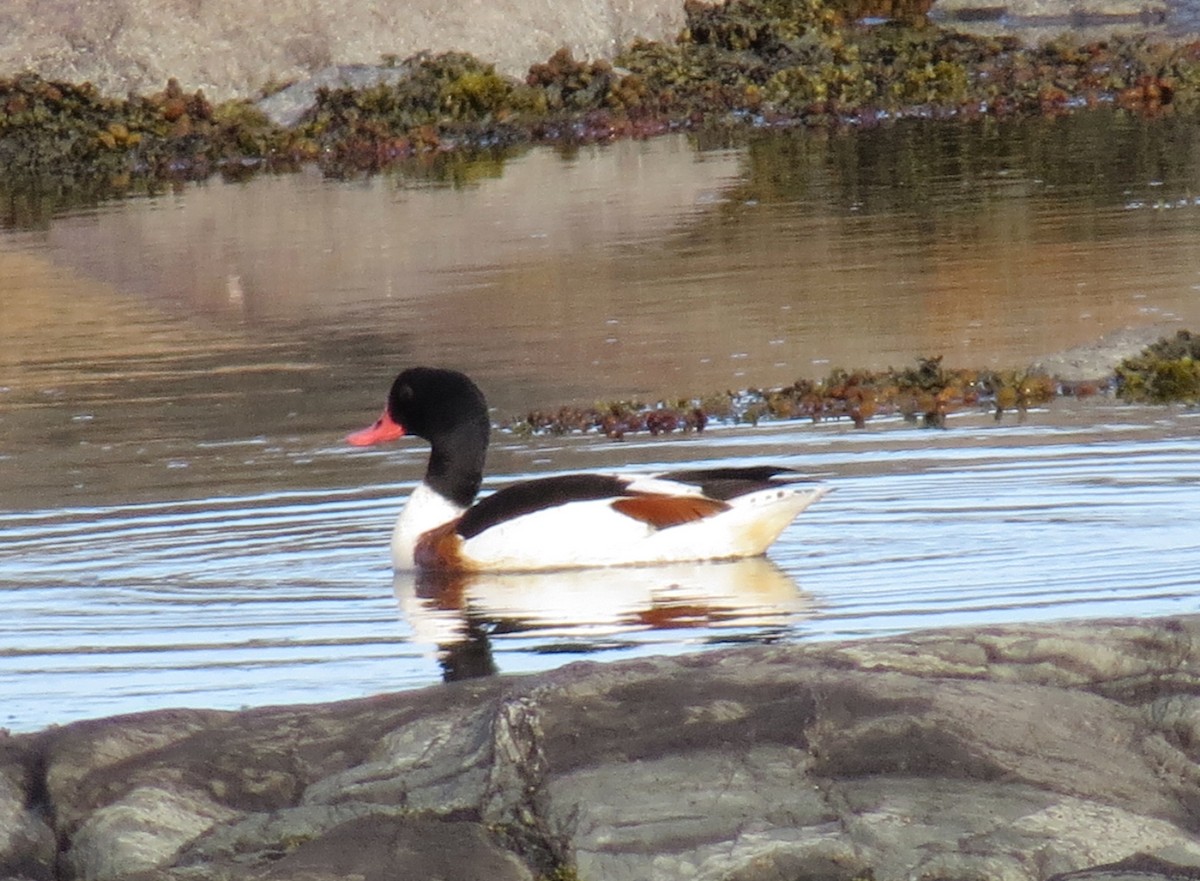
[{"x1": 3, "y1": 111, "x2": 1200, "y2": 731}]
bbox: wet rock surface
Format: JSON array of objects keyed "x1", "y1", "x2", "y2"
[{"x1": 6, "y1": 616, "x2": 1200, "y2": 880}]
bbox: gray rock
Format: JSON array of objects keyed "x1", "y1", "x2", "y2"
[
  {"x1": 0, "y1": 753, "x2": 55, "y2": 881},
  {"x1": 1050, "y1": 853, "x2": 1200, "y2": 881},
  {"x1": 0, "y1": 0, "x2": 690, "y2": 102},
  {"x1": 518, "y1": 633, "x2": 1200, "y2": 880},
  {"x1": 236, "y1": 814, "x2": 536, "y2": 881},
  {"x1": 41, "y1": 708, "x2": 226, "y2": 836},
  {"x1": 1029, "y1": 323, "x2": 1181, "y2": 382},
  {"x1": 2, "y1": 0, "x2": 1194, "y2": 108},
  {"x1": 931, "y1": 0, "x2": 1168, "y2": 23},
  {"x1": 929, "y1": 0, "x2": 1174, "y2": 42},
  {"x1": 255, "y1": 63, "x2": 421, "y2": 128},
  {"x1": 7, "y1": 617, "x2": 1200, "y2": 880},
  {"x1": 66, "y1": 784, "x2": 240, "y2": 881}
]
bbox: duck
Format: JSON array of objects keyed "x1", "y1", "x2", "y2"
[{"x1": 347, "y1": 367, "x2": 829, "y2": 572}]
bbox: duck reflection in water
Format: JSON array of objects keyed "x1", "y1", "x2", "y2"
[{"x1": 392, "y1": 557, "x2": 814, "y2": 683}]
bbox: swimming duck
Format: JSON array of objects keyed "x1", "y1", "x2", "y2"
[{"x1": 348, "y1": 367, "x2": 828, "y2": 572}]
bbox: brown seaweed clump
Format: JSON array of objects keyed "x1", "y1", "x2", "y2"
[
  {"x1": 1116, "y1": 330, "x2": 1200, "y2": 403},
  {"x1": 515, "y1": 401, "x2": 709, "y2": 440},
  {"x1": 0, "y1": 74, "x2": 288, "y2": 175},
  {"x1": 503, "y1": 356, "x2": 1062, "y2": 439},
  {"x1": 507, "y1": 332, "x2": 1200, "y2": 442},
  {"x1": 302, "y1": 52, "x2": 534, "y2": 168}
]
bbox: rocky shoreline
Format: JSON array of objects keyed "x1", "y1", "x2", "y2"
[
  {"x1": 4, "y1": 0, "x2": 1200, "y2": 195},
  {"x1": 2, "y1": 0, "x2": 1196, "y2": 105},
  {"x1": 6, "y1": 615, "x2": 1200, "y2": 880},
  {"x1": 1029, "y1": 322, "x2": 1187, "y2": 382},
  {"x1": 4, "y1": 8, "x2": 1200, "y2": 876},
  {"x1": 503, "y1": 325, "x2": 1200, "y2": 440}
]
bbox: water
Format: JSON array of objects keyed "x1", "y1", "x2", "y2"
[{"x1": 3, "y1": 111, "x2": 1200, "y2": 731}]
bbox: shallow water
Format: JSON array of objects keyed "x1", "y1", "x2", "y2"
[
  {"x1": 4, "y1": 404, "x2": 1200, "y2": 731},
  {"x1": 3, "y1": 111, "x2": 1200, "y2": 731}
]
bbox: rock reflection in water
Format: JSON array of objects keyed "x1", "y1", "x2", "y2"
[
  {"x1": 393, "y1": 558, "x2": 813, "y2": 681},
  {"x1": 6, "y1": 113, "x2": 1200, "y2": 732}
]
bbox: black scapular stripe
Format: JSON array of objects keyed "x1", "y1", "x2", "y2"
[
  {"x1": 655, "y1": 466, "x2": 802, "y2": 501},
  {"x1": 457, "y1": 474, "x2": 631, "y2": 539}
]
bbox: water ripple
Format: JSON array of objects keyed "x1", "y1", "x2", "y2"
[{"x1": 3, "y1": 414, "x2": 1200, "y2": 731}]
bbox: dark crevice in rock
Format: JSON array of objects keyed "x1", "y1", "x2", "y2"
[
  {"x1": 482, "y1": 696, "x2": 568, "y2": 875},
  {"x1": 1049, "y1": 852, "x2": 1200, "y2": 881}
]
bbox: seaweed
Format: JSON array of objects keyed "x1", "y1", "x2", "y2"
[
  {"x1": 4, "y1": 0, "x2": 1200, "y2": 192},
  {"x1": 1116, "y1": 330, "x2": 1200, "y2": 403},
  {"x1": 503, "y1": 355, "x2": 1064, "y2": 438}
]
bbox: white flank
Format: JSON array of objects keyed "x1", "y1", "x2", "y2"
[{"x1": 458, "y1": 485, "x2": 830, "y2": 572}]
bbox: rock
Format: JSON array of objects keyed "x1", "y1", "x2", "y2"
[
  {"x1": 928, "y1": 0, "x2": 1174, "y2": 42},
  {"x1": 1029, "y1": 323, "x2": 1182, "y2": 382},
  {"x1": 40, "y1": 707, "x2": 227, "y2": 836},
  {"x1": 0, "y1": 0, "x2": 690, "y2": 103},
  {"x1": 67, "y1": 784, "x2": 240, "y2": 881},
  {"x1": 0, "y1": 741, "x2": 55, "y2": 881},
  {"x1": 1050, "y1": 853, "x2": 1200, "y2": 881},
  {"x1": 255, "y1": 63, "x2": 420, "y2": 128},
  {"x1": 928, "y1": 0, "x2": 1182, "y2": 46},
  {"x1": 6, "y1": 616, "x2": 1200, "y2": 880},
  {"x1": 931, "y1": 0, "x2": 1168, "y2": 22},
  {"x1": 4, "y1": 0, "x2": 1195, "y2": 108},
  {"x1": 525, "y1": 629, "x2": 1200, "y2": 880},
  {"x1": 231, "y1": 815, "x2": 536, "y2": 881}
]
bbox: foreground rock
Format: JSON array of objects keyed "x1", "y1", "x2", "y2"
[{"x1": 6, "y1": 616, "x2": 1200, "y2": 881}]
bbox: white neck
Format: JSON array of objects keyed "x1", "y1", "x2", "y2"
[{"x1": 391, "y1": 482, "x2": 468, "y2": 570}]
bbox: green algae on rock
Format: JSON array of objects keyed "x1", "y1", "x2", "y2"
[
  {"x1": 5, "y1": 0, "x2": 1200, "y2": 190},
  {"x1": 303, "y1": 52, "x2": 535, "y2": 166},
  {"x1": 1116, "y1": 330, "x2": 1200, "y2": 403},
  {"x1": 0, "y1": 74, "x2": 296, "y2": 191}
]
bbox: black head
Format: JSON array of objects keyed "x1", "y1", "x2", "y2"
[
  {"x1": 386, "y1": 368, "x2": 487, "y2": 439},
  {"x1": 386, "y1": 367, "x2": 491, "y2": 506}
]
